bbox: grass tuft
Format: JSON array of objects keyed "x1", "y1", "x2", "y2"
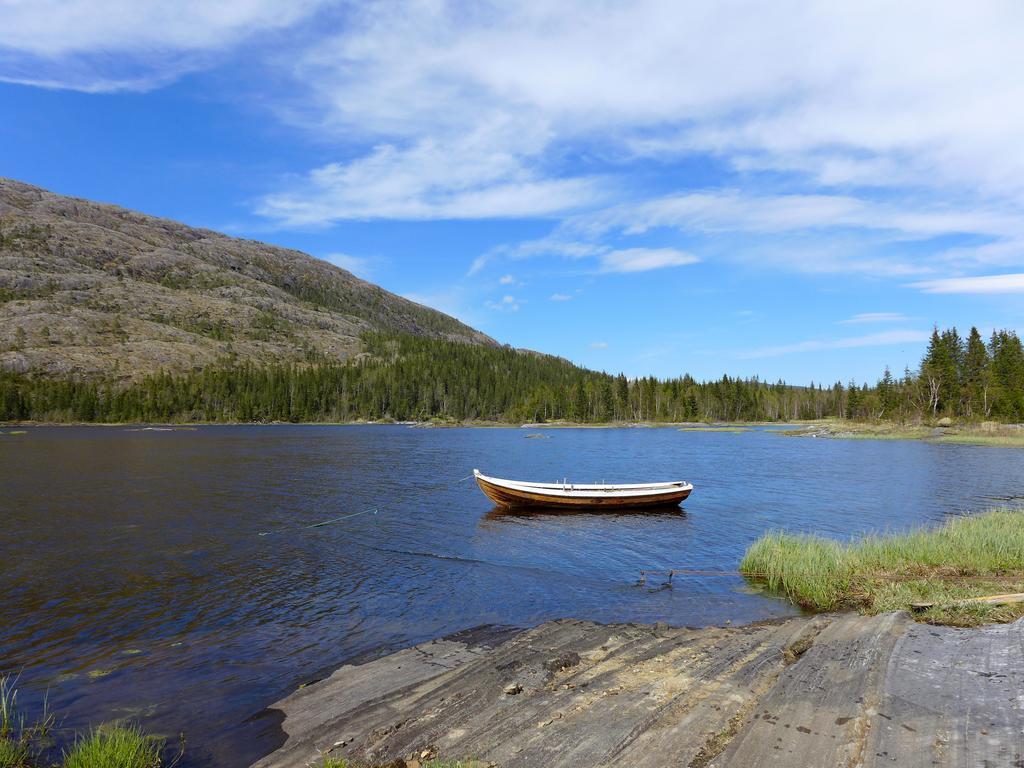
[
  {"x1": 63, "y1": 726, "x2": 162, "y2": 768},
  {"x1": 0, "y1": 738, "x2": 29, "y2": 768},
  {"x1": 0, "y1": 678, "x2": 28, "y2": 768},
  {"x1": 740, "y1": 508, "x2": 1024, "y2": 626},
  {"x1": 777, "y1": 420, "x2": 1024, "y2": 447}
]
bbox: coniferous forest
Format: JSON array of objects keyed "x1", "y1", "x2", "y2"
[{"x1": 1, "y1": 327, "x2": 1023, "y2": 424}]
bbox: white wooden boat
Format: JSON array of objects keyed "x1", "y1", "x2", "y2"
[{"x1": 473, "y1": 469, "x2": 692, "y2": 510}]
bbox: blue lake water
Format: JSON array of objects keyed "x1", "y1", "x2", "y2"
[{"x1": 2, "y1": 425, "x2": 1023, "y2": 766}]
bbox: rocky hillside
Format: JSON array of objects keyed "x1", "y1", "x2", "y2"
[{"x1": 0, "y1": 178, "x2": 492, "y2": 380}]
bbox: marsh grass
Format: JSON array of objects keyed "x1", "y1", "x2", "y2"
[
  {"x1": 0, "y1": 677, "x2": 53, "y2": 768},
  {"x1": 677, "y1": 426, "x2": 750, "y2": 433},
  {"x1": 0, "y1": 738, "x2": 29, "y2": 768},
  {"x1": 63, "y1": 726, "x2": 162, "y2": 768},
  {"x1": 1, "y1": 676, "x2": 166, "y2": 768},
  {"x1": 740, "y1": 508, "x2": 1024, "y2": 626},
  {"x1": 932, "y1": 433, "x2": 1024, "y2": 447},
  {"x1": 778, "y1": 420, "x2": 1024, "y2": 446},
  {"x1": 1, "y1": 677, "x2": 28, "y2": 768}
]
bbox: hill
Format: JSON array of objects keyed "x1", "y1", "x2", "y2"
[
  {"x1": 0, "y1": 178, "x2": 492, "y2": 380},
  {"x1": 2, "y1": 179, "x2": 1021, "y2": 426}
]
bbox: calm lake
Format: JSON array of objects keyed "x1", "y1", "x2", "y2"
[{"x1": 3, "y1": 425, "x2": 1024, "y2": 767}]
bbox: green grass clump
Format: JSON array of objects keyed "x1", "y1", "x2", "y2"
[
  {"x1": 0, "y1": 676, "x2": 49, "y2": 768},
  {"x1": 932, "y1": 433, "x2": 1024, "y2": 447},
  {"x1": 63, "y1": 726, "x2": 162, "y2": 768},
  {"x1": 0, "y1": 738, "x2": 30, "y2": 768},
  {"x1": 740, "y1": 508, "x2": 1024, "y2": 626},
  {"x1": 678, "y1": 426, "x2": 750, "y2": 433}
]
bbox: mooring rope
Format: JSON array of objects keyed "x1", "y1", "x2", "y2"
[{"x1": 257, "y1": 473, "x2": 475, "y2": 536}]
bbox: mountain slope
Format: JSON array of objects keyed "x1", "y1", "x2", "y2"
[{"x1": 0, "y1": 178, "x2": 492, "y2": 379}]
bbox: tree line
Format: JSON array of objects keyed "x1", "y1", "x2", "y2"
[{"x1": 1, "y1": 327, "x2": 1022, "y2": 424}]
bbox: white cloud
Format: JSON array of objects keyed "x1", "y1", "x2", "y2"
[
  {"x1": 265, "y1": 1, "x2": 1024, "y2": 212},
  {"x1": 589, "y1": 192, "x2": 1024, "y2": 241},
  {"x1": 16, "y1": 0, "x2": 1024, "y2": 285},
  {"x1": 841, "y1": 312, "x2": 910, "y2": 324},
  {"x1": 550, "y1": 293, "x2": 572, "y2": 301},
  {"x1": 320, "y1": 252, "x2": 373, "y2": 277},
  {"x1": 257, "y1": 122, "x2": 607, "y2": 224},
  {"x1": 469, "y1": 236, "x2": 606, "y2": 276},
  {"x1": 499, "y1": 274, "x2": 515, "y2": 285},
  {"x1": 909, "y1": 273, "x2": 1024, "y2": 294},
  {"x1": 243, "y1": 2, "x2": 1024, "y2": 236},
  {"x1": 0, "y1": 1, "x2": 325, "y2": 91},
  {"x1": 590, "y1": 341, "x2": 608, "y2": 349},
  {"x1": 598, "y1": 248, "x2": 698, "y2": 274},
  {"x1": 402, "y1": 287, "x2": 479, "y2": 327},
  {"x1": 740, "y1": 330, "x2": 930, "y2": 359},
  {"x1": 485, "y1": 294, "x2": 522, "y2": 312}
]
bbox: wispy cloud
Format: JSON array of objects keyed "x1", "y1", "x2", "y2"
[
  {"x1": 402, "y1": 286, "x2": 479, "y2": 327},
  {"x1": 739, "y1": 330, "x2": 929, "y2": 359},
  {"x1": 256, "y1": 120, "x2": 608, "y2": 225},
  {"x1": 589, "y1": 192, "x2": 1024, "y2": 242},
  {"x1": 0, "y1": 1, "x2": 326, "y2": 92},
  {"x1": 598, "y1": 248, "x2": 698, "y2": 274},
  {"x1": 255, "y1": 2, "x2": 1024, "y2": 235},
  {"x1": 499, "y1": 274, "x2": 515, "y2": 285},
  {"x1": 281, "y1": 2, "x2": 1024, "y2": 199},
  {"x1": 840, "y1": 312, "x2": 910, "y2": 324},
  {"x1": 320, "y1": 252, "x2": 373, "y2": 278},
  {"x1": 590, "y1": 341, "x2": 608, "y2": 349},
  {"x1": 468, "y1": 236, "x2": 605, "y2": 276},
  {"x1": 485, "y1": 294, "x2": 522, "y2": 312},
  {"x1": 550, "y1": 293, "x2": 573, "y2": 301},
  {"x1": 909, "y1": 273, "x2": 1024, "y2": 294},
  {"x1": 15, "y1": 0, "x2": 1024, "y2": 312}
]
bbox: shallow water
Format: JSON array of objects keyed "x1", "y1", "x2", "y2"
[{"x1": 2, "y1": 425, "x2": 1023, "y2": 766}]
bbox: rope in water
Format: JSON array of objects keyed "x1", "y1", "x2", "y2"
[{"x1": 257, "y1": 473, "x2": 475, "y2": 536}]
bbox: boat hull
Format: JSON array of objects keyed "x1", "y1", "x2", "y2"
[{"x1": 475, "y1": 474, "x2": 692, "y2": 510}]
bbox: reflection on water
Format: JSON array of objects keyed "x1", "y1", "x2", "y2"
[
  {"x1": 481, "y1": 504, "x2": 688, "y2": 520},
  {"x1": 2, "y1": 425, "x2": 1024, "y2": 768}
]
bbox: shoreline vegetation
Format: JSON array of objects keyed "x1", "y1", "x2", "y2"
[
  {"x1": 777, "y1": 418, "x2": 1024, "y2": 447},
  {"x1": 3, "y1": 418, "x2": 1023, "y2": 447},
  {"x1": 2, "y1": 669, "x2": 470, "y2": 768},
  {"x1": 2, "y1": 324, "x2": 1023, "y2": 426},
  {"x1": 0, "y1": 676, "x2": 171, "y2": 768},
  {"x1": 740, "y1": 507, "x2": 1024, "y2": 627}
]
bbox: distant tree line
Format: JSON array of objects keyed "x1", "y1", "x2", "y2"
[
  {"x1": 1, "y1": 327, "x2": 1022, "y2": 424},
  {"x1": 845, "y1": 326, "x2": 1024, "y2": 422}
]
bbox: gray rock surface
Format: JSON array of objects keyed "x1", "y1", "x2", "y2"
[
  {"x1": 0, "y1": 177, "x2": 492, "y2": 379},
  {"x1": 253, "y1": 614, "x2": 1024, "y2": 768}
]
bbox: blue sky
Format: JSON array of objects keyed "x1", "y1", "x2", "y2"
[{"x1": 3, "y1": 2, "x2": 1024, "y2": 384}]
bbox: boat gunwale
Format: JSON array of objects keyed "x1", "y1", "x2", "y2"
[{"x1": 473, "y1": 470, "x2": 693, "y2": 499}]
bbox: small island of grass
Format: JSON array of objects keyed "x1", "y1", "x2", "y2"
[
  {"x1": 740, "y1": 507, "x2": 1024, "y2": 626},
  {"x1": 778, "y1": 419, "x2": 1024, "y2": 447}
]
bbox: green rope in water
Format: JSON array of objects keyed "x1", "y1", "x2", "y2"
[{"x1": 257, "y1": 473, "x2": 474, "y2": 536}]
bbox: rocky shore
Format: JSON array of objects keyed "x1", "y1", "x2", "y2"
[{"x1": 253, "y1": 613, "x2": 1024, "y2": 768}]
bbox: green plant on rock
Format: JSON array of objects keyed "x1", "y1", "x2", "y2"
[
  {"x1": 63, "y1": 726, "x2": 162, "y2": 768},
  {"x1": 741, "y1": 508, "x2": 1024, "y2": 626},
  {"x1": 0, "y1": 737, "x2": 30, "y2": 768}
]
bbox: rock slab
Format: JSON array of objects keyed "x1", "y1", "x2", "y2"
[{"x1": 253, "y1": 614, "x2": 1024, "y2": 768}]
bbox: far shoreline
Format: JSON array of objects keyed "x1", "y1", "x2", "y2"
[
  {"x1": 3, "y1": 418, "x2": 1023, "y2": 448},
  {"x1": 4, "y1": 417, "x2": 1019, "y2": 442}
]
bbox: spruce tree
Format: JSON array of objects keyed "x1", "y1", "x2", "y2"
[{"x1": 962, "y1": 327, "x2": 991, "y2": 418}]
